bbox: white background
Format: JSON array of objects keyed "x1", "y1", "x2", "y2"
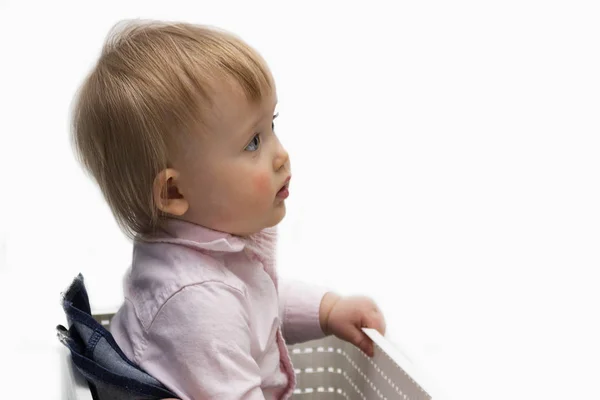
[{"x1": 1, "y1": 1, "x2": 599, "y2": 399}]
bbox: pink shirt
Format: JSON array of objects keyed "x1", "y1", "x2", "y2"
[{"x1": 110, "y1": 219, "x2": 327, "y2": 400}]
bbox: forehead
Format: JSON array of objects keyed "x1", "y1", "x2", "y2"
[
  {"x1": 204, "y1": 78, "x2": 277, "y2": 137},
  {"x1": 169, "y1": 78, "x2": 276, "y2": 165}
]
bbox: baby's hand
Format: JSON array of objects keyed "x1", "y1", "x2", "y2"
[{"x1": 320, "y1": 293, "x2": 386, "y2": 357}]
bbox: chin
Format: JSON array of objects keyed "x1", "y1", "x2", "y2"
[{"x1": 267, "y1": 204, "x2": 286, "y2": 227}]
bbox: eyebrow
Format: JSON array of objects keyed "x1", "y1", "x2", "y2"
[{"x1": 243, "y1": 100, "x2": 278, "y2": 137}]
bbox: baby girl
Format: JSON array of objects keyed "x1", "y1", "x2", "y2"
[{"x1": 72, "y1": 20, "x2": 386, "y2": 399}]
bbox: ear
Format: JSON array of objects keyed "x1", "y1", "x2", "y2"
[{"x1": 153, "y1": 168, "x2": 189, "y2": 216}]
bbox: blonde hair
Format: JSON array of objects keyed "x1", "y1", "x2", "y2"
[{"x1": 72, "y1": 20, "x2": 273, "y2": 238}]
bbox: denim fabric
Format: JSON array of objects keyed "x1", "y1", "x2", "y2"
[{"x1": 57, "y1": 274, "x2": 179, "y2": 400}]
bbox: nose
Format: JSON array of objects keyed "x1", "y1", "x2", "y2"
[{"x1": 273, "y1": 137, "x2": 290, "y2": 172}]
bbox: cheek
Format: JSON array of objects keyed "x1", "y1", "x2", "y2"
[{"x1": 252, "y1": 172, "x2": 272, "y2": 196}]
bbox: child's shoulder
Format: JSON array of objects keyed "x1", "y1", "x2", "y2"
[{"x1": 125, "y1": 239, "x2": 248, "y2": 328}]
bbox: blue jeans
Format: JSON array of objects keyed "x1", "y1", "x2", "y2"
[{"x1": 57, "y1": 274, "x2": 178, "y2": 400}]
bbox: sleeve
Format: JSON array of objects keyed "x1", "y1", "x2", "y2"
[
  {"x1": 139, "y1": 282, "x2": 266, "y2": 400},
  {"x1": 278, "y1": 280, "x2": 329, "y2": 345}
]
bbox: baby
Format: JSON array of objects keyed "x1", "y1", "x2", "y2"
[{"x1": 72, "y1": 20, "x2": 386, "y2": 399}]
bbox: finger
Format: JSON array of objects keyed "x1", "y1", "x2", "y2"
[
  {"x1": 359, "y1": 335, "x2": 375, "y2": 357},
  {"x1": 348, "y1": 326, "x2": 375, "y2": 357},
  {"x1": 374, "y1": 312, "x2": 386, "y2": 335},
  {"x1": 362, "y1": 310, "x2": 386, "y2": 336}
]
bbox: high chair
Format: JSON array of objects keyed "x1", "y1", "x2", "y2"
[{"x1": 58, "y1": 274, "x2": 435, "y2": 400}]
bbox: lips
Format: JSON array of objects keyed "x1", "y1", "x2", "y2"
[{"x1": 277, "y1": 176, "x2": 291, "y2": 199}]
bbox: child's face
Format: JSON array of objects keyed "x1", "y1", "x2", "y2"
[{"x1": 170, "y1": 80, "x2": 290, "y2": 236}]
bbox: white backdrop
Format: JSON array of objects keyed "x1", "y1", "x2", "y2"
[{"x1": 1, "y1": 1, "x2": 599, "y2": 399}]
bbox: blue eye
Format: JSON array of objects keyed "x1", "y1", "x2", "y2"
[{"x1": 245, "y1": 134, "x2": 260, "y2": 152}]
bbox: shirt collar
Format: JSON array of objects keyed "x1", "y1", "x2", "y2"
[{"x1": 140, "y1": 218, "x2": 277, "y2": 255}]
